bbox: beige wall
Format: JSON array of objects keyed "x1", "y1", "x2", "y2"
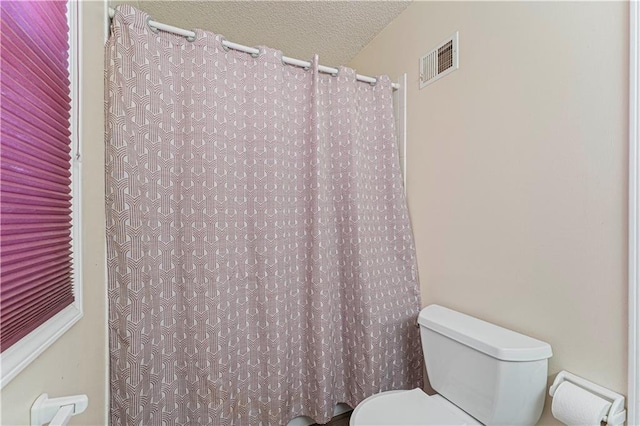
[
  {"x1": 1, "y1": 2, "x2": 107, "y2": 425},
  {"x1": 350, "y1": 2, "x2": 628, "y2": 424}
]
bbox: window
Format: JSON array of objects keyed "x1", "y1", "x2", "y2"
[{"x1": 0, "y1": 0, "x2": 82, "y2": 387}]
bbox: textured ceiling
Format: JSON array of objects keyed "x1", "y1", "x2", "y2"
[{"x1": 112, "y1": 1, "x2": 410, "y2": 66}]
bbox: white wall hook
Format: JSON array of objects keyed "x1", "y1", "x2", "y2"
[{"x1": 31, "y1": 393, "x2": 88, "y2": 426}]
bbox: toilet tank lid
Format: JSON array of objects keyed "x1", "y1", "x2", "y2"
[{"x1": 418, "y1": 305, "x2": 552, "y2": 362}]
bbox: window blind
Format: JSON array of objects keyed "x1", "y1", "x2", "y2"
[{"x1": 0, "y1": 0, "x2": 74, "y2": 352}]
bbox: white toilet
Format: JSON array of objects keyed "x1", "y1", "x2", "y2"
[{"x1": 350, "y1": 305, "x2": 553, "y2": 426}]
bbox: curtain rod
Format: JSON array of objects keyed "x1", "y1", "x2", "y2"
[{"x1": 108, "y1": 7, "x2": 399, "y2": 90}]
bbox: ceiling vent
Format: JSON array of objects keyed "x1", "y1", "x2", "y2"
[{"x1": 419, "y1": 32, "x2": 458, "y2": 89}]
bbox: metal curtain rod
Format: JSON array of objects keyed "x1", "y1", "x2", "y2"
[{"x1": 108, "y1": 7, "x2": 399, "y2": 90}]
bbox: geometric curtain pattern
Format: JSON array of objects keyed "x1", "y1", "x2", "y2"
[{"x1": 105, "y1": 6, "x2": 422, "y2": 425}]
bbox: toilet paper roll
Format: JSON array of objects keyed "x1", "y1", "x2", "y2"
[{"x1": 551, "y1": 382, "x2": 612, "y2": 426}]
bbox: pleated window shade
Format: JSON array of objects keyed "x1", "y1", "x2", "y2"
[{"x1": 0, "y1": 1, "x2": 74, "y2": 352}]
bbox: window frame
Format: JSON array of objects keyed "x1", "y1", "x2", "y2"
[
  {"x1": 0, "y1": 0, "x2": 83, "y2": 389},
  {"x1": 629, "y1": 0, "x2": 640, "y2": 423}
]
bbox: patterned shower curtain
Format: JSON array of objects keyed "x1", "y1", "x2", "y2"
[{"x1": 105, "y1": 5, "x2": 422, "y2": 426}]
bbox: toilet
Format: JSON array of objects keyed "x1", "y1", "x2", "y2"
[{"x1": 350, "y1": 305, "x2": 553, "y2": 426}]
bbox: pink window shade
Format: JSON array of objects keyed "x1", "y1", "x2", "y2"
[{"x1": 0, "y1": 0, "x2": 74, "y2": 352}]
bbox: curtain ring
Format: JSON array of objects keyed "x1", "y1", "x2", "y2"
[{"x1": 146, "y1": 16, "x2": 159, "y2": 33}]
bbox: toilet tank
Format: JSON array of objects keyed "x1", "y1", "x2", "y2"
[{"x1": 418, "y1": 305, "x2": 552, "y2": 426}]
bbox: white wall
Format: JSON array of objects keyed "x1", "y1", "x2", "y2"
[
  {"x1": 349, "y1": 2, "x2": 628, "y2": 424},
  {"x1": 0, "y1": 2, "x2": 107, "y2": 424}
]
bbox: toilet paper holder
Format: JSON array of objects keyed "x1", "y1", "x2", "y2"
[
  {"x1": 549, "y1": 370, "x2": 626, "y2": 426},
  {"x1": 31, "y1": 393, "x2": 88, "y2": 426}
]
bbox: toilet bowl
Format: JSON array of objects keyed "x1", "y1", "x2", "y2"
[
  {"x1": 350, "y1": 305, "x2": 552, "y2": 426},
  {"x1": 350, "y1": 389, "x2": 480, "y2": 425}
]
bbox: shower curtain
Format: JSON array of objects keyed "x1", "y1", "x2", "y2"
[{"x1": 106, "y1": 6, "x2": 422, "y2": 426}]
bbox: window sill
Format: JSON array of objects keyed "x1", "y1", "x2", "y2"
[{"x1": 0, "y1": 303, "x2": 83, "y2": 388}]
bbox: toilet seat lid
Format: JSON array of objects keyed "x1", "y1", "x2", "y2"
[{"x1": 350, "y1": 389, "x2": 481, "y2": 426}]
